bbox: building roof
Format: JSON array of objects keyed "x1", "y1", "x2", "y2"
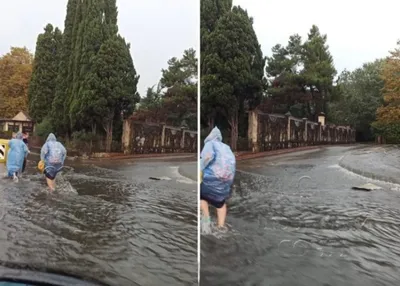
[
  {"x1": 12, "y1": 111, "x2": 32, "y2": 121},
  {"x1": 0, "y1": 111, "x2": 34, "y2": 123}
]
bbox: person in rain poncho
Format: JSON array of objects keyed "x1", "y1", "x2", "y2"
[
  {"x1": 6, "y1": 132, "x2": 29, "y2": 179},
  {"x1": 200, "y1": 127, "x2": 236, "y2": 228},
  {"x1": 40, "y1": 133, "x2": 67, "y2": 191},
  {"x1": 21, "y1": 132, "x2": 30, "y2": 173}
]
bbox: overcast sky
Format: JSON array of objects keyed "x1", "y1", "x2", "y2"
[
  {"x1": 0, "y1": 0, "x2": 198, "y2": 97},
  {"x1": 233, "y1": 0, "x2": 400, "y2": 76}
]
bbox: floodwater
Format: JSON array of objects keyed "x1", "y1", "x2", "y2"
[
  {"x1": 0, "y1": 155, "x2": 197, "y2": 286},
  {"x1": 201, "y1": 146, "x2": 400, "y2": 286}
]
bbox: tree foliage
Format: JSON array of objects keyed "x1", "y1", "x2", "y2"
[
  {"x1": 0, "y1": 47, "x2": 33, "y2": 118},
  {"x1": 26, "y1": 0, "x2": 140, "y2": 152},
  {"x1": 200, "y1": 0, "x2": 232, "y2": 129},
  {"x1": 264, "y1": 25, "x2": 336, "y2": 120},
  {"x1": 201, "y1": 5, "x2": 265, "y2": 150},
  {"x1": 82, "y1": 35, "x2": 140, "y2": 151},
  {"x1": 136, "y1": 48, "x2": 197, "y2": 130},
  {"x1": 372, "y1": 42, "x2": 400, "y2": 142},
  {"x1": 328, "y1": 60, "x2": 384, "y2": 140},
  {"x1": 28, "y1": 24, "x2": 62, "y2": 123}
]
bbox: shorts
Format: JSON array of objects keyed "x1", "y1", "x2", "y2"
[
  {"x1": 200, "y1": 184, "x2": 226, "y2": 209},
  {"x1": 44, "y1": 163, "x2": 63, "y2": 180},
  {"x1": 201, "y1": 193, "x2": 225, "y2": 208}
]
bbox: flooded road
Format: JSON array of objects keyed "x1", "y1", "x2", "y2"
[
  {"x1": 201, "y1": 146, "x2": 400, "y2": 286},
  {"x1": 0, "y1": 155, "x2": 197, "y2": 286}
]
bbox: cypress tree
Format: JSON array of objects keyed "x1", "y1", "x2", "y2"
[
  {"x1": 28, "y1": 24, "x2": 62, "y2": 123},
  {"x1": 200, "y1": 0, "x2": 232, "y2": 129},
  {"x1": 69, "y1": 0, "x2": 104, "y2": 130},
  {"x1": 51, "y1": 0, "x2": 79, "y2": 134},
  {"x1": 49, "y1": 0, "x2": 140, "y2": 144},
  {"x1": 67, "y1": 0, "x2": 87, "y2": 130},
  {"x1": 81, "y1": 35, "x2": 139, "y2": 152}
]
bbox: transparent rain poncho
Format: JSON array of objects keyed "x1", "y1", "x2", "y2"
[
  {"x1": 40, "y1": 133, "x2": 67, "y2": 165},
  {"x1": 200, "y1": 127, "x2": 236, "y2": 202},
  {"x1": 6, "y1": 132, "x2": 28, "y2": 174}
]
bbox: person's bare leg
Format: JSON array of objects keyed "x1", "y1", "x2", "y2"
[
  {"x1": 201, "y1": 199, "x2": 210, "y2": 219},
  {"x1": 216, "y1": 203, "x2": 227, "y2": 227},
  {"x1": 46, "y1": 177, "x2": 55, "y2": 191}
]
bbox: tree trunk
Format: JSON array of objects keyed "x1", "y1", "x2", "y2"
[
  {"x1": 228, "y1": 110, "x2": 238, "y2": 151},
  {"x1": 90, "y1": 122, "x2": 96, "y2": 154},
  {"x1": 103, "y1": 119, "x2": 113, "y2": 153}
]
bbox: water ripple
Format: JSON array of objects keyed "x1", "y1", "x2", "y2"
[{"x1": 0, "y1": 161, "x2": 197, "y2": 286}]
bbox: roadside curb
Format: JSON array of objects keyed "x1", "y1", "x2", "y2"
[
  {"x1": 338, "y1": 155, "x2": 400, "y2": 185},
  {"x1": 178, "y1": 165, "x2": 197, "y2": 181},
  {"x1": 29, "y1": 151, "x2": 196, "y2": 161},
  {"x1": 89, "y1": 153, "x2": 196, "y2": 161},
  {"x1": 236, "y1": 146, "x2": 322, "y2": 161}
]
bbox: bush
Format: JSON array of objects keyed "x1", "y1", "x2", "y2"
[
  {"x1": 69, "y1": 131, "x2": 100, "y2": 154},
  {"x1": 34, "y1": 117, "x2": 54, "y2": 138},
  {"x1": 371, "y1": 121, "x2": 400, "y2": 143}
]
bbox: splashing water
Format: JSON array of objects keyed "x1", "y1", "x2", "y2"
[
  {"x1": 55, "y1": 173, "x2": 78, "y2": 194},
  {"x1": 201, "y1": 216, "x2": 212, "y2": 235}
]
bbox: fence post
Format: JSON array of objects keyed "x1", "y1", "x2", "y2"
[
  {"x1": 180, "y1": 129, "x2": 186, "y2": 151},
  {"x1": 286, "y1": 114, "x2": 291, "y2": 148},
  {"x1": 248, "y1": 110, "x2": 259, "y2": 152},
  {"x1": 161, "y1": 124, "x2": 166, "y2": 153},
  {"x1": 317, "y1": 122, "x2": 322, "y2": 144},
  {"x1": 303, "y1": 118, "x2": 308, "y2": 145},
  {"x1": 122, "y1": 119, "x2": 132, "y2": 154}
]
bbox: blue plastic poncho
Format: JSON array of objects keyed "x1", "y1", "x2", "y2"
[
  {"x1": 200, "y1": 127, "x2": 236, "y2": 201},
  {"x1": 6, "y1": 132, "x2": 28, "y2": 175},
  {"x1": 40, "y1": 133, "x2": 67, "y2": 166}
]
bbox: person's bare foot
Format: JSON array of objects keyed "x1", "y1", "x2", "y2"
[{"x1": 46, "y1": 178, "x2": 56, "y2": 191}]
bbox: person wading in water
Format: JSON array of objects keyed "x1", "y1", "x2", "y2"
[
  {"x1": 6, "y1": 132, "x2": 28, "y2": 181},
  {"x1": 40, "y1": 133, "x2": 67, "y2": 191},
  {"x1": 200, "y1": 127, "x2": 236, "y2": 228},
  {"x1": 21, "y1": 132, "x2": 30, "y2": 173}
]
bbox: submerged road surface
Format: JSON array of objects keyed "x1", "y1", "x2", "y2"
[
  {"x1": 0, "y1": 155, "x2": 197, "y2": 286},
  {"x1": 201, "y1": 146, "x2": 400, "y2": 286}
]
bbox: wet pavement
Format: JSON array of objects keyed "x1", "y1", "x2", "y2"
[
  {"x1": 201, "y1": 145, "x2": 400, "y2": 286},
  {"x1": 340, "y1": 145, "x2": 400, "y2": 184},
  {"x1": 0, "y1": 154, "x2": 197, "y2": 286}
]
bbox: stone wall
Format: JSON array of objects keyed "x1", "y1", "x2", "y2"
[
  {"x1": 248, "y1": 110, "x2": 356, "y2": 152},
  {"x1": 122, "y1": 120, "x2": 197, "y2": 154}
]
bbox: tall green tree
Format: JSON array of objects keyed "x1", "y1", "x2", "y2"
[
  {"x1": 200, "y1": 0, "x2": 232, "y2": 129},
  {"x1": 202, "y1": 6, "x2": 265, "y2": 150},
  {"x1": 81, "y1": 35, "x2": 139, "y2": 152},
  {"x1": 49, "y1": 0, "x2": 139, "y2": 147},
  {"x1": 160, "y1": 48, "x2": 197, "y2": 129},
  {"x1": 28, "y1": 24, "x2": 62, "y2": 123},
  {"x1": 51, "y1": 0, "x2": 80, "y2": 134},
  {"x1": 302, "y1": 25, "x2": 336, "y2": 119},
  {"x1": 265, "y1": 34, "x2": 305, "y2": 116},
  {"x1": 69, "y1": 0, "x2": 105, "y2": 131},
  {"x1": 328, "y1": 60, "x2": 384, "y2": 140},
  {"x1": 265, "y1": 25, "x2": 336, "y2": 120}
]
